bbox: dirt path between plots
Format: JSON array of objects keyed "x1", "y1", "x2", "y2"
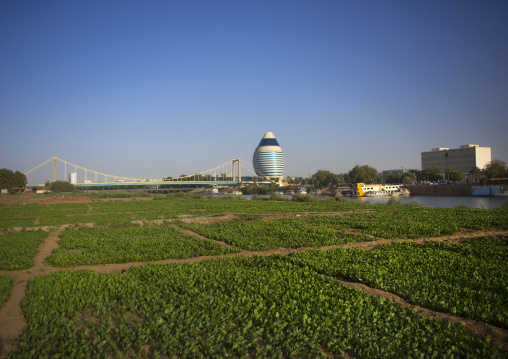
[{"x1": 1, "y1": 221, "x2": 507, "y2": 357}]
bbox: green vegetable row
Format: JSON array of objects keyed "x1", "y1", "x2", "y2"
[
  {"x1": 2, "y1": 198, "x2": 507, "y2": 230},
  {"x1": 0, "y1": 230, "x2": 49, "y2": 270},
  {"x1": 0, "y1": 198, "x2": 376, "y2": 229},
  {"x1": 179, "y1": 217, "x2": 369, "y2": 251},
  {"x1": 287, "y1": 237, "x2": 508, "y2": 329},
  {"x1": 0, "y1": 275, "x2": 14, "y2": 308},
  {"x1": 12, "y1": 256, "x2": 503, "y2": 358},
  {"x1": 46, "y1": 224, "x2": 240, "y2": 267}
]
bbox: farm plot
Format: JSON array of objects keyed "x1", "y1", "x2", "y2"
[
  {"x1": 179, "y1": 217, "x2": 369, "y2": 251},
  {"x1": 0, "y1": 217, "x2": 39, "y2": 230},
  {"x1": 0, "y1": 203, "x2": 92, "y2": 229},
  {"x1": 302, "y1": 212, "x2": 462, "y2": 239},
  {"x1": 0, "y1": 198, "x2": 376, "y2": 230},
  {"x1": 303, "y1": 207, "x2": 508, "y2": 238},
  {"x1": 0, "y1": 204, "x2": 37, "y2": 229},
  {"x1": 448, "y1": 208, "x2": 508, "y2": 229},
  {"x1": 46, "y1": 225, "x2": 240, "y2": 266},
  {"x1": 0, "y1": 230, "x2": 49, "y2": 270},
  {"x1": 287, "y1": 237, "x2": 508, "y2": 329},
  {"x1": 38, "y1": 213, "x2": 135, "y2": 226},
  {"x1": 12, "y1": 256, "x2": 503, "y2": 359},
  {"x1": 89, "y1": 198, "x2": 374, "y2": 216},
  {"x1": 358, "y1": 207, "x2": 508, "y2": 231}
]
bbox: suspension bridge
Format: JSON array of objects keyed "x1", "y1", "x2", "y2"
[{"x1": 25, "y1": 157, "x2": 263, "y2": 189}]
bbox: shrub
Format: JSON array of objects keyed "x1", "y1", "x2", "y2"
[
  {"x1": 292, "y1": 194, "x2": 316, "y2": 202},
  {"x1": 49, "y1": 181, "x2": 76, "y2": 193}
]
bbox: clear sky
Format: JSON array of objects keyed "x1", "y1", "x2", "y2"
[{"x1": 1, "y1": 0, "x2": 507, "y2": 184}]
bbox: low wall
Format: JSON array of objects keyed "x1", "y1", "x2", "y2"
[{"x1": 405, "y1": 184, "x2": 472, "y2": 196}]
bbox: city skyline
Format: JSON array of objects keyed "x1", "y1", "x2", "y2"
[{"x1": 1, "y1": 1, "x2": 507, "y2": 184}]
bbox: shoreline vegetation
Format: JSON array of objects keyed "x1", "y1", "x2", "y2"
[{"x1": 0, "y1": 194, "x2": 507, "y2": 358}]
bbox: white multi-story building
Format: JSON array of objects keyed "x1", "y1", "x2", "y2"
[{"x1": 421, "y1": 144, "x2": 491, "y2": 177}]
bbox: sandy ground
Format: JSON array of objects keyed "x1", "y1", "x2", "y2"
[{"x1": 1, "y1": 208, "x2": 507, "y2": 357}]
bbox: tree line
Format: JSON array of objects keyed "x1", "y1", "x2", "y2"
[
  {"x1": 306, "y1": 159, "x2": 507, "y2": 187},
  {"x1": 0, "y1": 168, "x2": 27, "y2": 193},
  {"x1": 1, "y1": 159, "x2": 505, "y2": 194}
]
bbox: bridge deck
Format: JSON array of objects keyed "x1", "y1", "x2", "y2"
[{"x1": 74, "y1": 181, "x2": 240, "y2": 188}]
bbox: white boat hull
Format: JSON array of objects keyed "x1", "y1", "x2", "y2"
[{"x1": 353, "y1": 183, "x2": 410, "y2": 197}]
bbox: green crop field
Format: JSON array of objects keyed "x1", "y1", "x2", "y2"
[
  {"x1": 13, "y1": 257, "x2": 505, "y2": 358},
  {"x1": 179, "y1": 217, "x2": 370, "y2": 250},
  {"x1": 287, "y1": 237, "x2": 508, "y2": 329},
  {"x1": 0, "y1": 196, "x2": 507, "y2": 358},
  {"x1": 0, "y1": 230, "x2": 49, "y2": 270},
  {"x1": 46, "y1": 225, "x2": 240, "y2": 266}
]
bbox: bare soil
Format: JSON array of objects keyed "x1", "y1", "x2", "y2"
[
  {"x1": 1, "y1": 211, "x2": 507, "y2": 358},
  {"x1": 178, "y1": 213, "x2": 237, "y2": 224}
]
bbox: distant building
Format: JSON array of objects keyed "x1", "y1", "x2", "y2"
[
  {"x1": 421, "y1": 144, "x2": 491, "y2": 177},
  {"x1": 69, "y1": 172, "x2": 77, "y2": 184},
  {"x1": 253, "y1": 132, "x2": 284, "y2": 181}
]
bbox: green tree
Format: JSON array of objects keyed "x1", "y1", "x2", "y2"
[
  {"x1": 483, "y1": 159, "x2": 507, "y2": 179},
  {"x1": 445, "y1": 167, "x2": 463, "y2": 182},
  {"x1": 348, "y1": 165, "x2": 378, "y2": 184},
  {"x1": 50, "y1": 181, "x2": 75, "y2": 192},
  {"x1": 384, "y1": 171, "x2": 413, "y2": 184},
  {"x1": 421, "y1": 167, "x2": 442, "y2": 182},
  {"x1": 311, "y1": 170, "x2": 338, "y2": 187},
  {"x1": 401, "y1": 172, "x2": 414, "y2": 184},
  {"x1": 336, "y1": 173, "x2": 347, "y2": 185},
  {"x1": 0, "y1": 168, "x2": 27, "y2": 190},
  {"x1": 384, "y1": 172, "x2": 400, "y2": 184},
  {"x1": 469, "y1": 167, "x2": 482, "y2": 182},
  {"x1": 243, "y1": 184, "x2": 270, "y2": 195}
]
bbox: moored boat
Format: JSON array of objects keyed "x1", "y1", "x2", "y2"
[
  {"x1": 203, "y1": 188, "x2": 219, "y2": 195},
  {"x1": 297, "y1": 187, "x2": 307, "y2": 195},
  {"x1": 352, "y1": 183, "x2": 410, "y2": 197}
]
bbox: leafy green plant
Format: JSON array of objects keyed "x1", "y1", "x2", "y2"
[
  {"x1": 291, "y1": 194, "x2": 316, "y2": 202},
  {"x1": 179, "y1": 217, "x2": 368, "y2": 251},
  {"x1": 288, "y1": 237, "x2": 508, "y2": 328},
  {"x1": 0, "y1": 230, "x2": 49, "y2": 270},
  {"x1": 11, "y1": 257, "x2": 503, "y2": 358},
  {"x1": 46, "y1": 225, "x2": 240, "y2": 266},
  {"x1": 0, "y1": 275, "x2": 14, "y2": 308}
]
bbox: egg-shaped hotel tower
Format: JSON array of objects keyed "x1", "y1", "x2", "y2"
[{"x1": 253, "y1": 132, "x2": 284, "y2": 181}]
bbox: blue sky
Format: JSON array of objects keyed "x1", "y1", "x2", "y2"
[{"x1": 1, "y1": 0, "x2": 507, "y2": 184}]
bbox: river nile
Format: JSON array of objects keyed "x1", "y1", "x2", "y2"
[
  {"x1": 343, "y1": 195, "x2": 508, "y2": 209},
  {"x1": 234, "y1": 195, "x2": 508, "y2": 209}
]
